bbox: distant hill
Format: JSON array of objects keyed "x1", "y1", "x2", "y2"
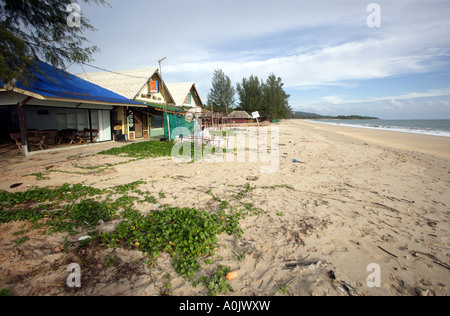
[{"x1": 292, "y1": 111, "x2": 378, "y2": 120}]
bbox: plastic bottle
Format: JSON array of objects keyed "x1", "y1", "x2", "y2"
[{"x1": 226, "y1": 271, "x2": 239, "y2": 281}]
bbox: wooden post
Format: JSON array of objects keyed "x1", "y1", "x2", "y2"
[
  {"x1": 88, "y1": 109, "x2": 93, "y2": 142},
  {"x1": 17, "y1": 97, "x2": 33, "y2": 157},
  {"x1": 17, "y1": 103, "x2": 28, "y2": 156}
]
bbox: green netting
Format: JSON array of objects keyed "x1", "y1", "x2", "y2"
[{"x1": 163, "y1": 112, "x2": 196, "y2": 140}]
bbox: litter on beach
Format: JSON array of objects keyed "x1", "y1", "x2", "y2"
[
  {"x1": 226, "y1": 271, "x2": 239, "y2": 281},
  {"x1": 292, "y1": 159, "x2": 305, "y2": 164}
]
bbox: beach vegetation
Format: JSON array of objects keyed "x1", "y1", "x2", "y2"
[
  {"x1": 0, "y1": 180, "x2": 252, "y2": 286},
  {"x1": 159, "y1": 273, "x2": 173, "y2": 296},
  {"x1": 98, "y1": 206, "x2": 243, "y2": 280},
  {"x1": 278, "y1": 285, "x2": 289, "y2": 295},
  {"x1": 99, "y1": 140, "x2": 175, "y2": 159},
  {"x1": 99, "y1": 140, "x2": 228, "y2": 164},
  {"x1": 195, "y1": 265, "x2": 233, "y2": 296},
  {"x1": 0, "y1": 289, "x2": 11, "y2": 296}
]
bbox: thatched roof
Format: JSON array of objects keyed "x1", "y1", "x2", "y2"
[{"x1": 230, "y1": 111, "x2": 252, "y2": 119}]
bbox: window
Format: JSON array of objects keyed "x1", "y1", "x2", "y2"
[
  {"x1": 151, "y1": 116, "x2": 163, "y2": 129},
  {"x1": 184, "y1": 93, "x2": 192, "y2": 105}
]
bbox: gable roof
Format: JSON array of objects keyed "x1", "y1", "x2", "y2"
[
  {"x1": 77, "y1": 67, "x2": 158, "y2": 100},
  {"x1": 0, "y1": 60, "x2": 145, "y2": 107},
  {"x1": 230, "y1": 111, "x2": 253, "y2": 119},
  {"x1": 165, "y1": 82, "x2": 203, "y2": 107},
  {"x1": 165, "y1": 82, "x2": 191, "y2": 106}
]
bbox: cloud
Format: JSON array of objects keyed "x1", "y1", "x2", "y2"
[
  {"x1": 70, "y1": 0, "x2": 450, "y2": 118},
  {"x1": 292, "y1": 89, "x2": 450, "y2": 119},
  {"x1": 321, "y1": 95, "x2": 347, "y2": 105},
  {"x1": 389, "y1": 99, "x2": 404, "y2": 108},
  {"x1": 167, "y1": 23, "x2": 449, "y2": 87},
  {"x1": 79, "y1": 1, "x2": 450, "y2": 89},
  {"x1": 317, "y1": 88, "x2": 450, "y2": 105}
]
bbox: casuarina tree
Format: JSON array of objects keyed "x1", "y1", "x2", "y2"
[
  {"x1": 207, "y1": 69, "x2": 236, "y2": 113},
  {"x1": 262, "y1": 74, "x2": 292, "y2": 119},
  {"x1": 236, "y1": 75, "x2": 264, "y2": 114},
  {"x1": 0, "y1": 0, "x2": 108, "y2": 87}
]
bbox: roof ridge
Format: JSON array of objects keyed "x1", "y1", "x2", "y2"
[{"x1": 76, "y1": 67, "x2": 159, "y2": 99}]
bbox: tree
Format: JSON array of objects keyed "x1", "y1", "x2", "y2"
[
  {"x1": 0, "y1": 0, "x2": 108, "y2": 86},
  {"x1": 207, "y1": 69, "x2": 235, "y2": 113},
  {"x1": 262, "y1": 74, "x2": 292, "y2": 119},
  {"x1": 236, "y1": 75, "x2": 264, "y2": 113}
]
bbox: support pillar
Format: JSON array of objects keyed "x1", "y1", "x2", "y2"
[{"x1": 17, "y1": 96, "x2": 32, "y2": 157}]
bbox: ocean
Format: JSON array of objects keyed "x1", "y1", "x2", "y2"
[{"x1": 313, "y1": 119, "x2": 450, "y2": 138}]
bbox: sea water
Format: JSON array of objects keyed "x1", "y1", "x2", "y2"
[{"x1": 313, "y1": 119, "x2": 450, "y2": 138}]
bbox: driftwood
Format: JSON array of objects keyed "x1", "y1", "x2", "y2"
[
  {"x1": 412, "y1": 251, "x2": 450, "y2": 271},
  {"x1": 284, "y1": 255, "x2": 321, "y2": 269},
  {"x1": 378, "y1": 246, "x2": 398, "y2": 258},
  {"x1": 372, "y1": 202, "x2": 400, "y2": 214},
  {"x1": 284, "y1": 260, "x2": 321, "y2": 269}
]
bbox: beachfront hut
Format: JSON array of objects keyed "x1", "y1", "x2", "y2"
[
  {"x1": 166, "y1": 82, "x2": 204, "y2": 109},
  {"x1": 0, "y1": 60, "x2": 145, "y2": 156},
  {"x1": 77, "y1": 68, "x2": 177, "y2": 140},
  {"x1": 229, "y1": 111, "x2": 254, "y2": 124}
]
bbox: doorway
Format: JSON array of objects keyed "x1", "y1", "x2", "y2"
[{"x1": 133, "y1": 109, "x2": 143, "y2": 139}]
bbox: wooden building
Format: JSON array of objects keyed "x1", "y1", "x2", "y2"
[
  {"x1": 0, "y1": 61, "x2": 145, "y2": 156},
  {"x1": 78, "y1": 67, "x2": 177, "y2": 140}
]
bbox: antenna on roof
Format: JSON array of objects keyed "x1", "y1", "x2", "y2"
[{"x1": 158, "y1": 57, "x2": 167, "y2": 75}]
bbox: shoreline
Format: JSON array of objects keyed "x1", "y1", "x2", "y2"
[
  {"x1": 295, "y1": 119, "x2": 450, "y2": 160},
  {"x1": 305, "y1": 119, "x2": 450, "y2": 139}
]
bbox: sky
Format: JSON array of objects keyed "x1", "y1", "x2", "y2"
[{"x1": 68, "y1": 0, "x2": 450, "y2": 119}]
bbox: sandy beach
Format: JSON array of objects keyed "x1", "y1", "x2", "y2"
[{"x1": 0, "y1": 119, "x2": 449, "y2": 296}]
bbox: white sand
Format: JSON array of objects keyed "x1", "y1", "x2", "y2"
[{"x1": 0, "y1": 119, "x2": 449, "y2": 296}]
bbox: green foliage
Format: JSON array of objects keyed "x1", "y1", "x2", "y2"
[
  {"x1": 99, "y1": 140, "x2": 175, "y2": 159},
  {"x1": 0, "y1": 179, "x2": 276, "y2": 287},
  {"x1": 207, "y1": 69, "x2": 236, "y2": 113},
  {"x1": 236, "y1": 75, "x2": 264, "y2": 114},
  {"x1": 53, "y1": 199, "x2": 117, "y2": 233},
  {"x1": 234, "y1": 73, "x2": 291, "y2": 119},
  {"x1": 23, "y1": 173, "x2": 50, "y2": 180},
  {"x1": 99, "y1": 139, "x2": 226, "y2": 164},
  {"x1": 161, "y1": 273, "x2": 173, "y2": 296},
  {"x1": 109, "y1": 181, "x2": 146, "y2": 195},
  {"x1": 15, "y1": 236, "x2": 29, "y2": 245},
  {"x1": 262, "y1": 74, "x2": 292, "y2": 119},
  {"x1": 279, "y1": 285, "x2": 289, "y2": 295},
  {"x1": 0, "y1": 183, "x2": 103, "y2": 209},
  {"x1": 198, "y1": 265, "x2": 233, "y2": 296},
  {"x1": 0, "y1": 0, "x2": 109, "y2": 86},
  {"x1": 0, "y1": 288, "x2": 11, "y2": 296},
  {"x1": 234, "y1": 252, "x2": 246, "y2": 261},
  {"x1": 232, "y1": 183, "x2": 257, "y2": 200},
  {"x1": 100, "y1": 206, "x2": 243, "y2": 280},
  {"x1": 1, "y1": 198, "x2": 118, "y2": 234},
  {"x1": 0, "y1": 182, "x2": 144, "y2": 233}
]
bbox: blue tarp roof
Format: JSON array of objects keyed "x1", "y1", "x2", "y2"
[{"x1": 0, "y1": 60, "x2": 144, "y2": 106}]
